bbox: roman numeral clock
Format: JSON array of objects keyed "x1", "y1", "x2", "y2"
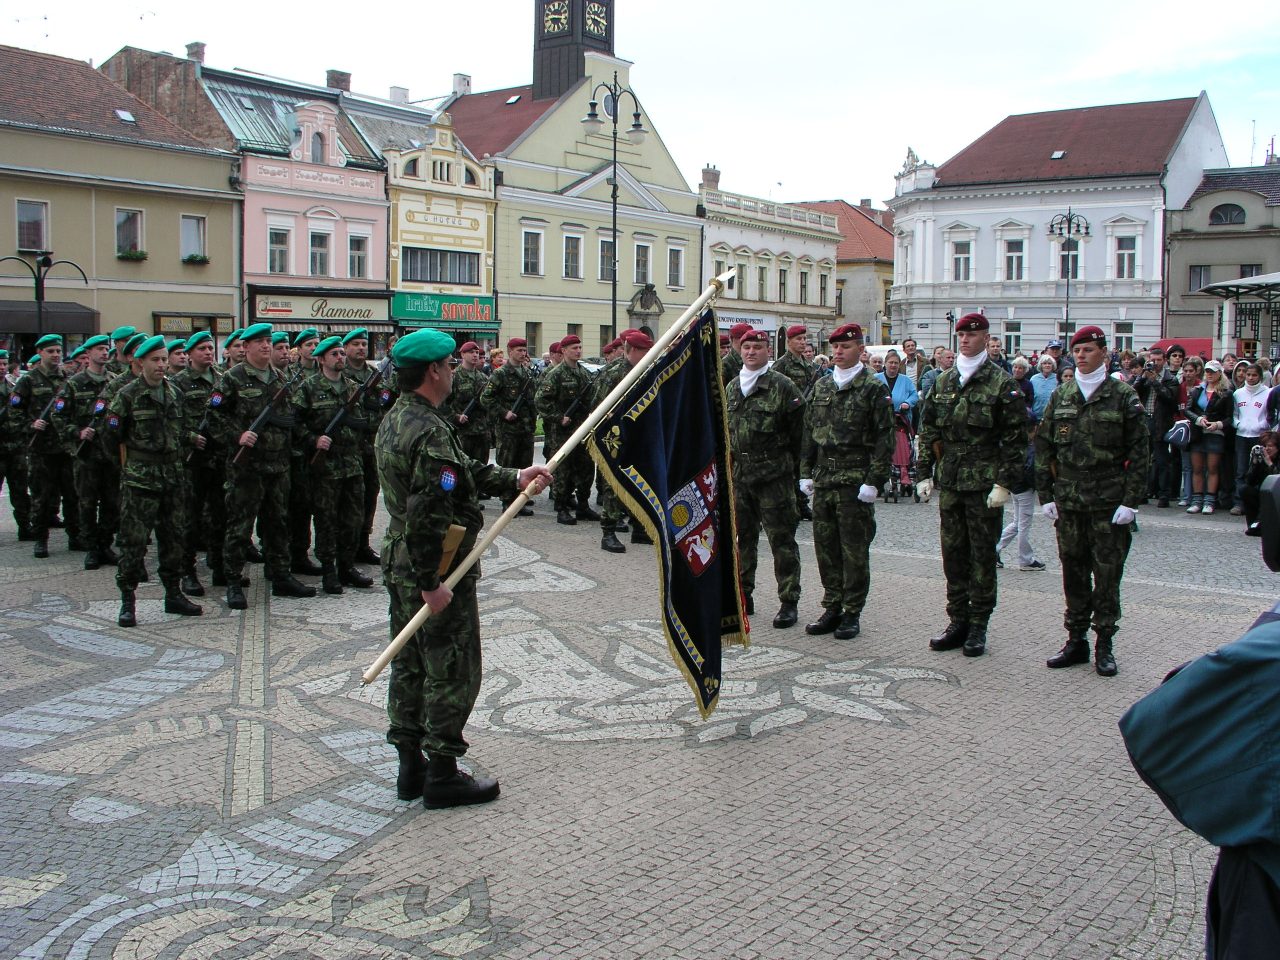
[{"x1": 534, "y1": 0, "x2": 614, "y2": 100}]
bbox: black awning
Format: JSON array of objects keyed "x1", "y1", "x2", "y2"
[{"x1": 0, "y1": 299, "x2": 100, "y2": 334}]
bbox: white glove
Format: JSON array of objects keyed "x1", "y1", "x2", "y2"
[
  {"x1": 1042, "y1": 502, "x2": 1059, "y2": 520},
  {"x1": 857, "y1": 484, "x2": 878, "y2": 504},
  {"x1": 1112, "y1": 505, "x2": 1136, "y2": 525},
  {"x1": 799, "y1": 478, "x2": 814, "y2": 497},
  {"x1": 986, "y1": 484, "x2": 1012, "y2": 509},
  {"x1": 916, "y1": 479, "x2": 933, "y2": 501}
]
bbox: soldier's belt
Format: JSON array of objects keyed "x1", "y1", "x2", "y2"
[
  {"x1": 124, "y1": 448, "x2": 177, "y2": 464},
  {"x1": 814, "y1": 452, "x2": 870, "y2": 468},
  {"x1": 1056, "y1": 466, "x2": 1123, "y2": 481}
]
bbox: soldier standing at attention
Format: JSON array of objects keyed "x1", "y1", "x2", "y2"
[
  {"x1": 480, "y1": 337, "x2": 538, "y2": 516},
  {"x1": 536, "y1": 334, "x2": 600, "y2": 526},
  {"x1": 771, "y1": 324, "x2": 819, "y2": 521},
  {"x1": 56, "y1": 334, "x2": 119, "y2": 570},
  {"x1": 104, "y1": 335, "x2": 203, "y2": 627},
  {"x1": 105, "y1": 325, "x2": 136, "y2": 377},
  {"x1": 538, "y1": 340, "x2": 564, "y2": 483},
  {"x1": 592, "y1": 330, "x2": 650, "y2": 552},
  {"x1": 173, "y1": 331, "x2": 224, "y2": 596},
  {"x1": 799, "y1": 323, "x2": 894, "y2": 640},
  {"x1": 728, "y1": 329, "x2": 807, "y2": 628},
  {"x1": 210, "y1": 322, "x2": 315, "y2": 609},
  {"x1": 293, "y1": 336, "x2": 374, "y2": 596},
  {"x1": 1035, "y1": 326, "x2": 1148, "y2": 677},
  {"x1": 375, "y1": 328, "x2": 552, "y2": 808},
  {"x1": 284, "y1": 329, "x2": 323, "y2": 577},
  {"x1": 287, "y1": 328, "x2": 320, "y2": 381},
  {"x1": 0, "y1": 350, "x2": 34, "y2": 540},
  {"x1": 13, "y1": 334, "x2": 82, "y2": 558},
  {"x1": 721, "y1": 322, "x2": 752, "y2": 385},
  {"x1": 916, "y1": 313, "x2": 1028, "y2": 658},
  {"x1": 165, "y1": 340, "x2": 189, "y2": 375},
  {"x1": 343, "y1": 328, "x2": 393, "y2": 564},
  {"x1": 448, "y1": 341, "x2": 491, "y2": 468}
]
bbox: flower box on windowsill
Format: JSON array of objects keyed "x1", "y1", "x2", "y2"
[
  {"x1": 182, "y1": 254, "x2": 211, "y2": 265},
  {"x1": 117, "y1": 250, "x2": 148, "y2": 262}
]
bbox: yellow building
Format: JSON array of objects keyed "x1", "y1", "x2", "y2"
[{"x1": 0, "y1": 44, "x2": 239, "y2": 358}]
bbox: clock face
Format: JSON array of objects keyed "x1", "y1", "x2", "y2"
[
  {"x1": 585, "y1": 1, "x2": 608, "y2": 36},
  {"x1": 543, "y1": 0, "x2": 569, "y2": 33}
]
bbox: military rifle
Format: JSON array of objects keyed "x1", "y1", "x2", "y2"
[
  {"x1": 560, "y1": 368, "x2": 598, "y2": 422},
  {"x1": 28, "y1": 381, "x2": 70, "y2": 450},
  {"x1": 75, "y1": 383, "x2": 114, "y2": 457},
  {"x1": 508, "y1": 366, "x2": 536, "y2": 418},
  {"x1": 310, "y1": 355, "x2": 392, "y2": 466},
  {"x1": 231, "y1": 369, "x2": 300, "y2": 465}
]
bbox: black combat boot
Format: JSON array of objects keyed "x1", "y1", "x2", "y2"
[
  {"x1": 517, "y1": 502, "x2": 534, "y2": 517},
  {"x1": 575, "y1": 498, "x2": 601, "y2": 522},
  {"x1": 805, "y1": 607, "x2": 842, "y2": 635},
  {"x1": 601, "y1": 526, "x2": 626, "y2": 553},
  {"x1": 33, "y1": 540, "x2": 49, "y2": 559},
  {"x1": 163, "y1": 584, "x2": 203, "y2": 617},
  {"x1": 226, "y1": 582, "x2": 248, "y2": 610},
  {"x1": 212, "y1": 571, "x2": 250, "y2": 587},
  {"x1": 67, "y1": 536, "x2": 88, "y2": 552},
  {"x1": 1094, "y1": 632, "x2": 1118, "y2": 677},
  {"x1": 321, "y1": 562, "x2": 343, "y2": 595},
  {"x1": 291, "y1": 554, "x2": 323, "y2": 576},
  {"x1": 245, "y1": 542, "x2": 264, "y2": 563},
  {"x1": 834, "y1": 612, "x2": 861, "y2": 640},
  {"x1": 422, "y1": 755, "x2": 500, "y2": 810},
  {"x1": 743, "y1": 594, "x2": 754, "y2": 615},
  {"x1": 798, "y1": 500, "x2": 813, "y2": 521},
  {"x1": 117, "y1": 589, "x2": 137, "y2": 628},
  {"x1": 556, "y1": 505, "x2": 577, "y2": 525},
  {"x1": 630, "y1": 526, "x2": 652, "y2": 545},
  {"x1": 84, "y1": 549, "x2": 101, "y2": 570},
  {"x1": 396, "y1": 746, "x2": 426, "y2": 801},
  {"x1": 356, "y1": 542, "x2": 381, "y2": 564},
  {"x1": 1047, "y1": 634, "x2": 1091, "y2": 669},
  {"x1": 340, "y1": 566, "x2": 374, "y2": 589},
  {"x1": 17, "y1": 525, "x2": 34, "y2": 542},
  {"x1": 929, "y1": 621, "x2": 969, "y2": 651},
  {"x1": 181, "y1": 569, "x2": 206, "y2": 597},
  {"x1": 272, "y1": 575, "x2": 317, "y2": 598},
  {"x1": 615, "y1": 517, "x2": 630, "y2": 534},
  {"x1": 962, "y1": 624, "x2": 987, "y2": 657},
  {"x1": 98, "y1": 544, "x2": 120, "y2": 565},
  {"x1": 773, "y1": 603, "x2": 798, "y2": 629}
]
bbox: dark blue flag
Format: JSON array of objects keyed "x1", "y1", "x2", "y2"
[{"x1": 587, "y1": 308, "x2": 748, "y2": 717}]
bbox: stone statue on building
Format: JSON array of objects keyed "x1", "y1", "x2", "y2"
[
  {"x1": 627, "y1": 284, "x2": 664, "y2": 327},
  {"x1": 901, "y1": 147, "x2": 921, "y2": 174}
]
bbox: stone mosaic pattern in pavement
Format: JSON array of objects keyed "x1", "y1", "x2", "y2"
[{"x1": 0, "y1": 483, "x2": 1265, "y2": 958}]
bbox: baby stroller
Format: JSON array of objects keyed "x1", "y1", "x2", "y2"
[{"x1": 884, "y1": 412, "x2": 919, "y2": 503}]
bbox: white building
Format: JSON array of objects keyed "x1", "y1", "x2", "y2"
[{"x1": 887, "y1": 94, "x2": 1227, "y2": 355}]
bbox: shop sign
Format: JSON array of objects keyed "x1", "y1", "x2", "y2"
[
  {"x1": 394, "y1": 293, "x2": 495, "y2": 323},
  {"x1": 158, "y1": 316, "x2": 194, "y2": 334},
  {"x1": 255, "y1": 294, "x2": 388, "y2": 323}
]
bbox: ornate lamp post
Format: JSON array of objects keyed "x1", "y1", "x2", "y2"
[
  {"x1": 0, "y1": 251, "x2": 89, "y2": 343},
  {"x1": 581, "y1": 71, "x2": 647, "y2": 340},
  {"x1": 1047, "y1": 208, "x2": 1090, "y2": 340}
]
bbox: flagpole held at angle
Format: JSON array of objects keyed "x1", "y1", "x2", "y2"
[{"x1": 360, "y1": 268, "x2": 737, "y2": 686}]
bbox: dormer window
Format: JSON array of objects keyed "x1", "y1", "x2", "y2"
[
  {"x1": 1209, "y1": 203, "x2": 1246, "y2": 226},
  {"x1": 404, "y1": 158, "x2": 420, "y2": 178},
  {"x1": 310, "y1": 132, "x2": 325, "y2": 165}
]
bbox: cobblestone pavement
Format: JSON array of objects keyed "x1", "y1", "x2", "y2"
[{"x1": 0, "y1": 477, "x2": 1269, "y2": 959}]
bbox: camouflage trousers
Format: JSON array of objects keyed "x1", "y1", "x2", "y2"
[
  {"x1": 812, "y1": 482, "x2": 875, "y2": 615},
  {"x1": 186, "y1": 455, "x2": 226, "y2": 573},
  {"x1": 74, "y1": 455, "x2": 120, "y2": 551},
  {"x1": 359, "y1": 451, "x2": 379, "y2": 543},
  {"x1": 385, "y1": 568, "x2": 482, "y2": 759},
  {"x1": 458, "y1": 432, "x2": 490, "y2": 467},
  {"x1": 0, "y1": 448, "x2": 32, "y2": 532},
  {"x1": 1053, "y1": 508, "x2": 1133, "y2": 638},
  {"x1": 223, "y1": 467, "x2": 290, "y2": 580},
  {"x1": 288, "y1": 455, "x2": 313, "y2": 561},
  {"x1": 735, "y1": 471, "x2": 801, "y2": 605},
  {"x1": 30, "y1": 451, "x2": 79, "y2": 542},
  {"x1": 117, "y1": 465, "x2": 187, "y2": 590},
  {"x1": 311, "y1": 470, "x2": 364, "y2": 566},
  {"x1": 494, "y1": 427, "x2": 534, "y2": 483},
  {"x1": 938, "y1": 488, "x2": 1002, "y2": 627},
  {"x1": 550, "y1": 423, "x2": 593, "y2": 509}
]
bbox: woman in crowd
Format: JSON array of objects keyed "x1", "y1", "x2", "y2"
[
  {"x1": 1177, "y1": 356, "x2": 1202, "y2": 506},
  {"x1": 1185, "y1": 359, "x2": 1234, "y2": 514},
  {"x1": 1009, "y1": 356, "x2": 1035, "y2": 413},
  {"x1": 1030, "y1": 355, "x2": 1058, "y2": 422},
  {"x1": 876, "y1": 350, "x2": 918, "y2": 417},
  {"x1": 1060, "y1": 366, "x2": 1075, "y2": 385},
  {"x1": 1241, "y1": 430, "x2": 1280, "y2": 535},
  {"x1": 1233, "y1": 362, "x2": 1270, "y2": 516}
]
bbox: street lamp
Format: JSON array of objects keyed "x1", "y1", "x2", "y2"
[
  {"x1": 0, "y1": 251, "x2": 89, "y2": 344},
  {"x1": 1047, "y1": 208, "x2": 1090, "y2": 340},
  {"x1": 581, "y1": 71, "x2": 647, "y2": 341}
]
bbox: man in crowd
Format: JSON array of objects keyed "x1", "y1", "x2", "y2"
[
  {"x1": 448, "y1": 341, "x2": 492, "y2": 469},
  {"x1": 0, "y1": 349, "x2": 33, "y2": 539},
  {"x1": 592, "y1": 329, "x2": 650, "y2": 552},
  {"x1": 173, "y1": 330, "x2": 224, "y2": 595},
  {"x1": 480, "y1": 337, "x2": 538, "y2": 515},
  {"x1": 1133, "y1": 345, "x2": 1179, "y2": 507},
  {"x1": 920, "y1": 348, "x2": 954, "y2": 399},
  {"x1": 343, "y1": 327, "x2": 395, "y2": 564},
  {"x1": 165, "y1": 339, "x2": 188, "y2": 376},
  {"x1": 56, "y1": 334, "x2": 119, "y2": 569},
  {"x1": 721, "y1": 322, "x2": 753, "y2": 384},
  {"x1": 536, "y1": 334, "x2": 599, "y2": 526},
  {"x1": 105, "y1": 325, "x2": 136, "y2": 377},
  {"x1": 287, "y1": 329, "x2": 323, "y2": 575},
  {"x1": 901, "y1": 338, "x2": 928, "y2": 388},
  {"x1": 772, "y1": 324, "x2": 818, "y2": 520}
]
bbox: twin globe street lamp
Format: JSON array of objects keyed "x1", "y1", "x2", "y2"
[
  {"x1": 581, "y1": 71, "x2": 647, "y2": 341},
  {"x1": 0, "y1": 251, "x2": 89, "y2": 346},
  {"x1": 1047, "y1": 208, "x2": 1090, "y2": 340}
]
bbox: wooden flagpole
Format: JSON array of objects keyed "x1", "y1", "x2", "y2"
[{"x1": 360, "y1": 268, "x2": 736, "y2": 685}]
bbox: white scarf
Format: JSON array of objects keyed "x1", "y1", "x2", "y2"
[
  {"x1": 1075, "y1": 363, "x2": 1108, "y2": 401},
  {"x1": 832, "y1": 362, "x2": 863, "y2": 389},
  {"x1": 738, "y1": 364, "x2": 767, "y2": 397},
  {"x1": 955, "y1": 351, "x2": 986, "y2": 386}
]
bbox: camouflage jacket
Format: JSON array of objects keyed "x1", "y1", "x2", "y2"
[
  {"x1": 800, "y1": 367, "x2": 894, "y2": 489},
  {"x1": 10, "y1": 365, "x2": 70, "y2": 455},
  {"x1": 104, "y1": 377, "x2": 189, "y2": 491},
  {"x1": 285, "y1": 359, "x2": 319, "y2": 384},
  {"x1": 447, "y1": 368, "x2": 490, "y2": 438},
  {"x1": 375, "y1": 392, "x2": 518, "y2": 594},
  {"x1": 721, "y1": 350, "x2": 744, "y2": 386},
  {"x1": 480, "y1": 362, "x2": 537, "y2": 435},
  {"x1": 343, "y1": 361, "x2": 397, "y2": 454},
  {"x1": 209, "y1": 362, "x2": 294, "y2": 474},
  {"x1": 535, "y1": 361, "x2": 595, "y2": 430},
  {"x1": 917, "y1": 361, "x2": 1028, "y2": 493},
  {"x1": 1034, "y1": 377, "x2": 1150, "y2": 511},
  {"x1": 292, "y1": 370, "x2": 366, "y2": 480},
  {"x1": 772, "y1": 351, "x2": 818, "y2": 397},
  {"x1": 0, "y1": 378, "x2": 25, "y2": 453},
  {"x1": 172, "y1": 366, "x2": 221, "y2": 461},
  {"x1": 727, "y1": 370, "x2": 806, "y2": 483},
  {"x1": 592, "y1": 356, "x2": 630, "y2": 407},
  {"x1": 55, "y1": 368, "x2": 113, "y2": 461}
]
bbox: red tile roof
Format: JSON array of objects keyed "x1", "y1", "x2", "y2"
[
  {"x1": 794, "y1": 200, "x2": 895, "y2": 263},
  {"x1": 0, "y1": 44, "x2": 212, "y2": 150},
  {"x1": 1190, "y1": 166, "x2": 1280, "y2": 206},
  {"x1": 446, "y1": 84, "x2": 561, "y2": 159},
  {"x1": 935, "y1": 97, "x2": 1199, "y2": 187}
]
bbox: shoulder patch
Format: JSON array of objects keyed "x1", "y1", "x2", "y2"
[
  {"x1": 209, "y1": 392, "x2": 223, "y2": 407},
  {"x1": 107, "y1": 413, "x2": 121, "y2": 430},
  {"x1": 54, "y1": 397, "x2": 66, "y2": 412},
  {"x1": 93, "y1": 398, "x2": 107, "y2": 414},
  {"x1": 10, "y1": 393, "x2": 22, "y2": 406},
  {"x1": 439, "y1": 465, "x2": 458, "y2": 491}
]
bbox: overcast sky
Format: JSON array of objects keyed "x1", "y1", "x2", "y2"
[{"x1": 12, "y1": 0, "x2": 1280, "y2": 206}]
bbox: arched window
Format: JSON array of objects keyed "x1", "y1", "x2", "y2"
[
  {"x1": 463, "y1": 166, "x2": 477, "y2": 186},
  {"x1": 310, "y1": 132, "x2": 325, "y2": 164},
  {"x1": 1209, "y1": 203, "x2": 1246, "y2": 226},
  {"x1": 404, "y1": 158, "x2": 420, "y2": 178}
]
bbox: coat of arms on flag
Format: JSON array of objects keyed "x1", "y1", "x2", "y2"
[{"x1": 668, "y1": 462, "x2": 718, "y2": 576}]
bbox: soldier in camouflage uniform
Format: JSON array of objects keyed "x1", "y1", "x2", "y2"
[
  {"x1": 103, "y1": 336, "x2": 203, "y2": 627},
  {"x1": 1035, "y1": 326, "x2": 1148, "y2": 677},
  {"x1": 728, "y1": 329, "x2": 807, "y2": 628},
  {"x1": 771, "y1": 324, "x2": 819, "y2": 521},
  {"x1": 536, "y1": 334, "x2": 600, "y2": 526},
  {"x1": 209, "y1": 323, "x2": 316, "y2": 609},
  {"x1": 165, "y1": 339, "x2": 188, "y2": 375},
  {"x1": 173, "y1": 331, "x2": 225, "y2": 595},
  {"x1": 104, "y1": 325, "x2": 136, "y2": 378},
  {"x1": 799, "y1": 323, "x2": 894, "y2": 640},
  {"x1": 344, "y1": 327, "x2": 396, "y2": 564},
  {"x1": 537, "y1": 341, "x2": 563, "y2": 474},
  {"x1": 720, "y1": 322, "x2": 751, "y2": 385},
  {"x1": 447, "y1": 341, "x2": 491, "y2": 468},
  {"x1": 12, "y1": 334, "x2": 81, "y2": 557},
  {"x1": 0, "y1": 350, "x2": 33, "y2": 539},
  {"x1": 480, "y1": 337, "x2": 538, "y2": 516},
  {"x1": 916, "y1": 313, "x2": 1028, "y2": 658},
  {"x1": 55, "y1": 334, "x2": 120, "y2": 569},
  {"x1": 292, "y1": 335, "x2": 374, "y2": 596},
  {"x1": 281, "y1": 329, "x2": 323, "y2": 576},
  {"x1": 591, "y1": 331, "x2": 649, "y2": 552},
  {"x1": 375, "y1": 328, "x2": 551, "y2": 809}
]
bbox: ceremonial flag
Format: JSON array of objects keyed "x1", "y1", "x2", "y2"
[{"x1": 587, "y1": 308, "x2": 748, "y2": 717}]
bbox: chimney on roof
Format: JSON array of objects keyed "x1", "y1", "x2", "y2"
[
  {"x1": 390, "y1": 86, "x2": 409, "y2": 104},
  {"x1": 186, "y1": 42, "x2": 205, "y2": 63},
  {"x1": 701, "y1": 165, "x2": 720, "y2": 190},
  {"x1": 859, "y1": 198, "x2": 871, "y2": 207},
  {"x1": 453, "y1": 74, "x2": 471, "y2": 97},
  {"x1": 326, "y1": 70, "x2": 351, "y2": 92}
]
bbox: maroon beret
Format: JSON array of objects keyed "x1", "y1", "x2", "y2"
[
  {"x1": 786, "y1": 325, "x2": 807, "y2": 338},
  {"x1": 506, "y1": 337, "x2": 527, "y2": 349},
  {"x1": 828, "y1": 323, "x2": 864, "y2": 344},
  {"x1": 728, "y1": 322, "x2": 753, "y2": 340},
  {"x1": 560, "y1": 334, "x2": 581, "y2": 348},
  {"x1": 459, "y1": 341, "x2": 480, "y2": 353},
  {"x1": 605, "y1": 338, "x2": 622, "y2": 352},
  {"x1": 718, "y1": 334, "x2": 731, "y2": 346},
  {"x1": 1070, "y1": 325, "x2": 1107, "y2": 348},
  {"x1": 549, "y1": 341, "x2": 563, "y2": 354},
  {"x1": 955, "y1": 312, "x2": 989, "y2": 333},
  {"x1": 621, "y1": 329, "x2": 654, "y2": 349},
  {"x1": 740, "y1": 329, "x2": 769, "y2": 344}
]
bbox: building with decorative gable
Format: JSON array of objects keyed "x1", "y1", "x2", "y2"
[{"x1": 794, "y1": 199, "x2": 895, "y2": 344}]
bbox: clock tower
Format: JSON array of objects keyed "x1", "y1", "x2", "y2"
[{"x1": 533, "y1": 0, "x2": 614, "y2": 100}]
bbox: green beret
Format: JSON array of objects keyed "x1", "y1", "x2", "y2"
[
  {"x1": 241, "y1": 322, "x2": 273, "y2": 343},
  {"x1": 83, "y1": 334, "x2": 111, "y2": 351},
  {"x1": 68, "y1": 346, "x2": 86, "y2": 360},
  {"x1": 313, "y1": 335, "x2": 343, "y2": 357},
  {"x1": 341, "y1": 327, "x2": 369, "y2": 345},
  {"x1": 166, "y1": 339, "x2": 188, "y2": 353},
  {"x1": 186, "y1": 331, "x2": 212, "y2": 350},
  {"x1": 28, "y1": 355, "x2": 39, "y2": 365},
  {"x1": 0, "y1": 350, "x2": 8, "y2": 360},
  {"x1": 293, "y1": 328, "x2": 320, "y2": 347},
  {"x1": 134, "y1": 335, "x2": 167, "y2": 360},
  {"x1": 391, "y1": 328, "x2": 454, "y2": 367},
  {"x1": 125, "y1": 332, "x2": 148, "y2": 355},
  {"x1": 110, "y1": 325, "x2": 137, "y2": 341},
  {"x1": 224, "y1": 329, "x2": 242, "y2": 346},
  {"x1": 271, "y1": 332, "x2": 290, "y2": 346},
  {"x1": 35, "y1": 334, "x2": 63, "y2": 350}
]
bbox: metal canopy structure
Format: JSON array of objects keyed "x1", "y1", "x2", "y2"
[{"x1": 1198, "y1": 271, "x2": 1280, "y2": 306}]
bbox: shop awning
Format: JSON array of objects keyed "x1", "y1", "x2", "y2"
[
  {"x1": 1198, "y1": 272, "x2": 1280, "y2": 306},
  {"x1": 0, "y1": 299, "x2": 100, "y2": 334}
]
